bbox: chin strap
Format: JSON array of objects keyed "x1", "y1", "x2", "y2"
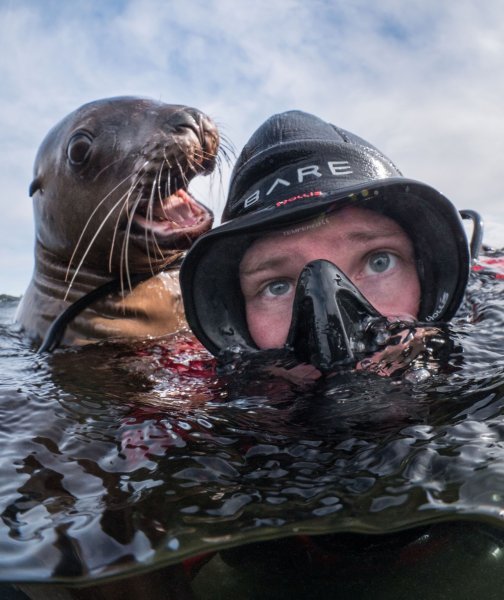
[
  {"x1": 285, "y1": 259, "x2": 383, "y2": 372},
  {"x1": 37, "y1": 258, "x2": 184, "y2": 353}
]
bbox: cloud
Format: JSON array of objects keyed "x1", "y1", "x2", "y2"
[{"x1": 0, "y1": 0, "x2": 503, "y2": 294}]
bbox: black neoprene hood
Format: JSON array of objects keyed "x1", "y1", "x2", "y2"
[{"x1": 180, "y1": 110, "x2": 471, "y2": 357}]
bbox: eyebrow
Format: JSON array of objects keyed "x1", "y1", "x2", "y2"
[
  {"x1": 240, "y1": 227, "x2": 403, "y2": 277},
  {"x1": 240, "y1": 256, "x2": 291, "y2": 277},
  {"x1": 345, "y1": 228, "x2": 399, "y2": 242}
]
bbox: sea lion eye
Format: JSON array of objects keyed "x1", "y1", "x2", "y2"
[{"x1": 67, "y1": 132, "x2": 93, "y2": 165}]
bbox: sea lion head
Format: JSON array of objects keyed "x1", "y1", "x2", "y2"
[{"x1": 29, "y1": 96, "x2": 219, "y2": 278}]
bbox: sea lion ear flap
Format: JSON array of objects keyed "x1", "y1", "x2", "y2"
[{"x1": 29, "y1": 177, "x2": 42, "y2": 197}]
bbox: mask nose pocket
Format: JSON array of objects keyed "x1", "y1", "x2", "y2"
[{"x1": 285, "y1": 259, "x2": 382, "y2": 372}]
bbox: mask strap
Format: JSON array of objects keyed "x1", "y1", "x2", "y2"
[
  {"x1": 460, "y1": 210, "x2": 484, "y2": 261},
  {"x1": 37, "y1": 274, "x2": 149, "y2": 353},
  {"x1": 37, "y1": 257, "x2": 184, "y2": 353}
]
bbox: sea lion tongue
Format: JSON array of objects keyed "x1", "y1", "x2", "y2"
[{"x1": 285, "y1": 259, "x2": 382, "y2": 372}]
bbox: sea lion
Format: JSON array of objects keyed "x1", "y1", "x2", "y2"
[{"x1": 15, "y1": 96, "x2": 220, "y2": 347}]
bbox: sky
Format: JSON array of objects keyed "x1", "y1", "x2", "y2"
[{"x1": 1, "y1": 0, "x2": 503, "y2": 296}]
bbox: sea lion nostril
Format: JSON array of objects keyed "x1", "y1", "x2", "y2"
[
  {"x1": 172, "y1": 110, "x2": 220, "y2": 153},
  {"x1": 167, "y1": 110, "x2": 201, "y2": 137}
]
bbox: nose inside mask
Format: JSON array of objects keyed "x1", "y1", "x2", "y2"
[{"x1": 285, "y1": 259, "x2": 384, "y2": 372}]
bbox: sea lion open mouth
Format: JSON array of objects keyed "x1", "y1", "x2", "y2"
[
  {"x1": 132, "y1": 189, "x2": 210, "y2": 241},
  {"x1": 123, "y1": 107, "x2": 219, "y2": 250}
]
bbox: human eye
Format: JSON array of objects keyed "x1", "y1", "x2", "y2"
[
  {"x1": 365, "y1": 251, "x2": 398, "y2": 275},
  {"x1": 261, "y1": 279, "x2": 293, "y2": 299}
]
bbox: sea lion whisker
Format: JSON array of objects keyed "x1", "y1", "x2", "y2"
[
  {"x1": 159, "y1": 156, "x2": 175, "y2": 205},
  {"x1": 214, "y1": 138, "x2": 234, "y2": 176},
  {"x1": 137, "y1": 194, "x2": 165, "y2": 271},
  {"x1": 154, "y1": 159, "x2": 175, "y2": 223},
  {"x1": 139, "y1": 187, "x2": 154, "y2": 268},
  {"x1": 65, "y1": 191, "x2": 131, "y2": 299},
  {"x1": 159, "y1": 160, "x2": 172, "y2": 221},
  {"x1": 201, "y1": 144, "x2": 223, "y2": 160},
  {"x1": 145, "y1": 170, "x2": 160, "y2": 232},
  {"x1": 161, "y1": 148, "x2": 173, "y2": 170},
  {"x1": 156, "y1": 165, "x2": 168, "y2": 209},
  {"x1": 219, "y1": 136, "x2": 236, "y2": 164},
  {"x1": 216, "y1": 156, "x2": 228, "y2": 188},
  {"x1": 120, "y1": 191, "x2": 146, "y2": 294},
  {"x1": 66, "y1": 172, "x2": 135, "y2": 281},
  {"x1": 87, "y1": 177, "x2": 142, "y2": 280},
  {"x1": 69, "y1": 186, "x2": 132, "y2": 285},
  {"x1": 212, "y1": 126, "x2": 235, "y2": 155},
  {"x1": 109, "y1": 188, "x2": 136, "y2": 274},
  {"x1": 149, "y1": 174, "x2": 168, "y2": 261},
  {"x1": 107, "y1": 171, "x2": 145, "y2": 276},
  {"x1": 185, "y1": 156, "x2": 200, "y2": 177},
  {"x1": 125, "y1": 172, "x2": 144, "y2": 220},
  {"x1": 174, "y1": 156, "x2": 191, "y2": 189},
  {"x1": 92, "y1": 155, "x2": 125, "y2": 181},
  {"x1": 120, "y1": 178, "x2": 164, "y2": 290},
  {"x1": 171, "y1": 138, "x2": 196, "y2": 176}
]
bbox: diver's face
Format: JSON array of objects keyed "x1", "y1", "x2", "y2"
[{"x1": 239, "y1": 206, "x2": 421, "y2": 349}]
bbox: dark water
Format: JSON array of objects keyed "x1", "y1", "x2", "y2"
[{"x1": 1, "y1": 252, "x2": 504, "y2": 598}]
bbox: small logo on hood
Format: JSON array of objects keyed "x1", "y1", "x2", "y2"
[
  {"x1": 425, "y1": 291, "x2": 450, "y2": 321},
  {"x1": 276, "y1": 190, "x2": 323, "y2": 208}
]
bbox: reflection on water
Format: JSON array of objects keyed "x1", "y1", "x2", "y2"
[{"x1": 0, "y1": 251, "x2": 503, "y2": 598}]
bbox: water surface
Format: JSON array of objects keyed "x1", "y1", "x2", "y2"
[{"x1": 0, "y1": 252, "x2": 503, "y2": 598}]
